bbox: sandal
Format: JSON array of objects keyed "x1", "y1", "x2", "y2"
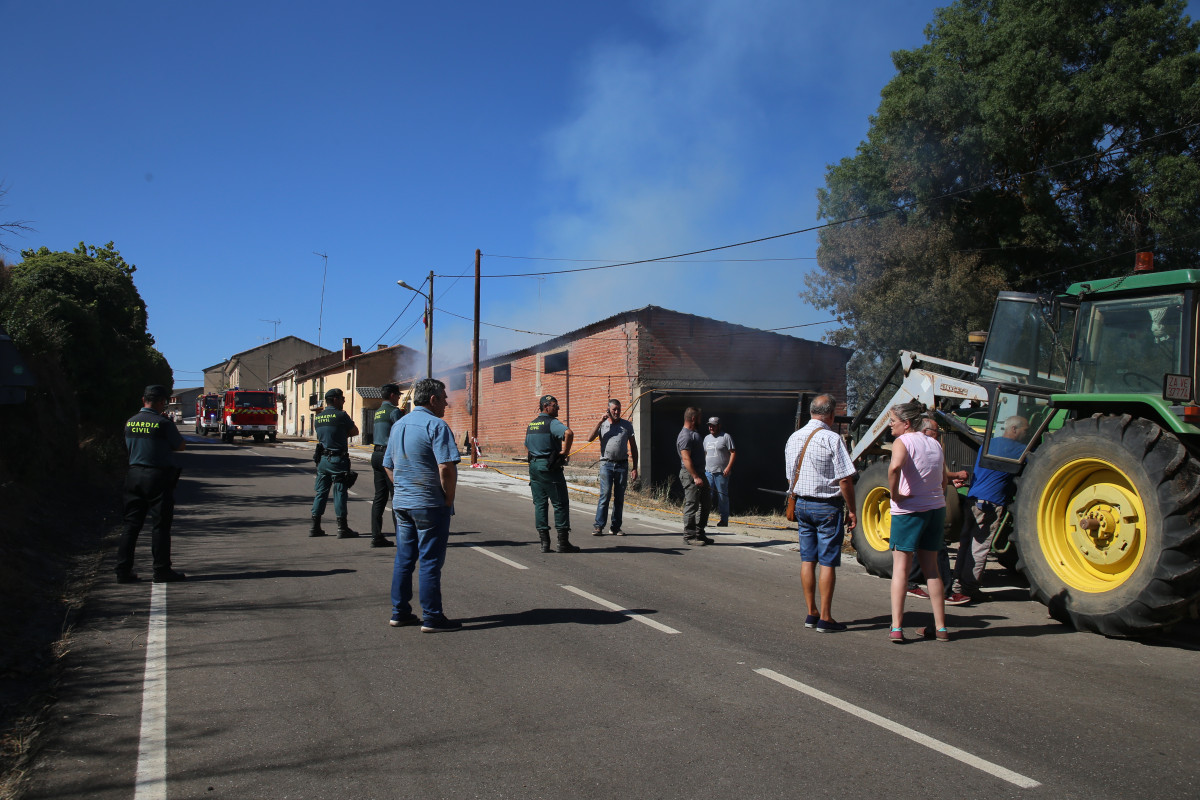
[{"x1": 888, "y1": 627, "x2": 905, "y2": 644}]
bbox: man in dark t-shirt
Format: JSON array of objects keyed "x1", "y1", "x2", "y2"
[
  {"x1": 311, "y1": 387, "x2": 360, "y2": 538},
  {"x1": 677, "y1": 407, "x2": 712, "y2": 546},
  {"x1": 369, "y1": 383, "x2": 404, "y2": 548},
  {"x1": 116, "y1": 384, "x2": 186, "y2": 583}
]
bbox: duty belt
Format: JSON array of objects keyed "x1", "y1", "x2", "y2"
[
  {"x1": 373, "y1": 444, "x2": 387, "y2": 450},
  {"x1": 323, "y1": 449, "x2": 345, "y2": 456}
]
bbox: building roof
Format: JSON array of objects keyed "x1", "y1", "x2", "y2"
[
  {"x1": 438, "y1": 305, "x2": 849, "y2": 372},
  {"x1": 225, "y1": 335, "x2": 327, "y2": 362}
]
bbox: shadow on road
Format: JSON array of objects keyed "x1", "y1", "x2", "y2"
[
  {"x1": 457, "y1": 607, "x2": 660, "y2": 630},
  {"x1": 186, "y1": 568, "x2": 358, "y2": 582}
]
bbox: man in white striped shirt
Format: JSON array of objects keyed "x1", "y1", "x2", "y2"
[{"x1": 783, "y1": 394, "x2": 857, "y2": 632}]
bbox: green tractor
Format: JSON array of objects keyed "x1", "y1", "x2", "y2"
[{"x1": 849, "y1": 262, "x2": 1200, "y2": 637}]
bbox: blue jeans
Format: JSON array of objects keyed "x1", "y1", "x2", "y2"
[
  {"x1": 795, "y1": 498, "x2": 845, "y2": 567},
  {"x1": 706, "y1": 471, "x2": 730, "y2": 523},
  {"x1": 593, "y1": 461, "x2": 628, "y2": 531},
  {"x1": 392, "y1": 505, "x2": 452, "y2": 621}
]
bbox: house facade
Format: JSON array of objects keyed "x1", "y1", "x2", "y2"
[{"x1": 203, "y1": 336, "x2": 330, "y2": 394}]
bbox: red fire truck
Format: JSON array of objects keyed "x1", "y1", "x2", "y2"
[
  {"x1": 219, "y1": 388, "x2": 278, "y2": 443},
  {"x1": 194, "y1": 393, "x2": 222, "y2": 436}
]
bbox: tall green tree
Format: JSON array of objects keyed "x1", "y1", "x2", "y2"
[
  {"x1": 807, "y1": 0, "x2": 1200, "y2": 404},
  {"x1": 0, "y1": 243, "x2": 170, "y2": 432}
]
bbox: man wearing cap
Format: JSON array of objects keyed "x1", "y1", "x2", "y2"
[
  {"x1": 311, "y1": 387, "x2": 360, "y2": 538},
  {"x1": 369, "y1": 383, "x2": 404, "y2": 548},
  {"x1": 586, "y1": 399, "x2": 638, "y2": 536},
  {"x1": 678, "y1": 407, "x2": 713, "y2": 546},
  {"x1": 116, "y1": 385, "x2": 187, "y2": 583},
  {"x1": 703, "y1": 417, "x2": 736, "y2": 527},
  {"x1": 524, "y1": 395, "x2": 579, "y2": 553}
]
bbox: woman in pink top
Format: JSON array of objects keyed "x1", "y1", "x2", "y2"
[{"x1": 886, "y1": 400, "x2": 949, "y2": 643}]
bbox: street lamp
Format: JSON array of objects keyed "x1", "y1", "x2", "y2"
[{"x1": 397, "y1": 272, "x2": 434, "y2": 379}]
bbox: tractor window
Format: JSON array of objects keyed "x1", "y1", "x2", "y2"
[
  {"x1": 978, "y1": 297, "x2": 1075, "y2": 390},
  {"x1": 1067, "y1": 294, "x2": 1184, "y2": 395}
]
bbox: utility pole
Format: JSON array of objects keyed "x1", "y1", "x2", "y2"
[
  {"x1": 471, "y1": 249, "x2": 481, "y2": 464},
  {"x1": 426, "y1": 269, "x2": 434, "y2": 380},
  {"x1": 314, "y1": 251, "x2": 328, "y2": 347}
]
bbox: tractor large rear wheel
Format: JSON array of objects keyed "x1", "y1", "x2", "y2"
[
  {"x1": 851, "y1": 463, "x2": 894, "y2": 577},
  {"x1": 1013, "y1": 414, "x2": 1200, "y2": 636}
]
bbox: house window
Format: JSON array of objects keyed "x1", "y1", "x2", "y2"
[
  {"x1": 448, "y1": 372, "x2": 467, "y2": 391},
  {"x1": 493, "y1": 364, "x2": 511, "y2": 383},
  {"x1": 545, "y1": 351, "x2": 568, "y2": 373}
]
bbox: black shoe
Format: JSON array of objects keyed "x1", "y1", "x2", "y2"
[
  {"x1": 420, "y1": 615, "x2": 463, "y2": 633},
  {"x1": 389, "y1": 612, "x2": 419, "y2": 627},
  {"x1": 370, "y1": 537, "x2": 395, "y2": 548},
  {"x1": 557, "y1": 541, "x2": 581, "y2": 553},
  {"x1": 684, "y1": 536, "x2": 707, "y2": 547},
  {"x1": 695, "y1": 533, "x2": 714, "y2": 545},
  {"x1": 715, "y1": 521, "x2": 729, "y2": 527},
  {"x1": 116, "y1": 572, "x2": 140, "y2": 584},
  {"x1": 153, "y1": 569, "x2": 187, "y2": 583}
]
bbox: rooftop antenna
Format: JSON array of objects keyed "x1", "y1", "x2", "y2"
[
  {"x1": 314, "y1": 251, "x2": 328, "y2": 347},
  {"x1": 259, "y1": 318, "x2": 281, "y2": 341}
]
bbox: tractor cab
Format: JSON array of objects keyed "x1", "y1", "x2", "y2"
[{"x1": 975, "y1": 269, "x2": 1200, "y2": 474}]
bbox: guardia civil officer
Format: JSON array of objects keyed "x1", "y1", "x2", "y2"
[
  {"x1": 116, "y1": 384, "x2": 187, "y2": 583},
  {"x1": 369, "y1": 383, "x2": 404, "y2": 548},
  {"x1": 311, "y1": 387, "x2": 360, "y2": 538},
  {"x1": 524, "y1": 395, "x2": 579, "y2": 553}
]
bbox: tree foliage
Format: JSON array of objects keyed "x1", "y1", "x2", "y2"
[
  {"x1": 0, "y1": 243, "x2": 170, "y2": 433},
  {"x1": 806, "y1": 0, "x2": 1200, "y2": 404}
]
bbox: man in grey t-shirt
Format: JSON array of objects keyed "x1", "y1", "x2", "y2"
[
  {"x1": 703, "y1": 417, "x2": 736, "y2": 527},
  {"x1": 677, "y1": 407, "x2": 712, "y2": 546},
  {"x1": 586, "y1": 399, "x2": 638, "y2": 536}
]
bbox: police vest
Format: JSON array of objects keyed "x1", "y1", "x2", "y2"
[
  {"x1": 126, "y1": 408, "x2": 177, "y2": 467},
  {"x1": 373, "y1": 402, "x2": 401, "y2": 444},
  {"x1": 315, "y1": 407, "x2": 352, "y2": 450},
  {"x1": 524, "y1": 413, "x2": 561, "y2": 458}
]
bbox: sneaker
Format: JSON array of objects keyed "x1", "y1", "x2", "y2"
[
  {"x1": 389, "y1": 612, "x2": 419, "y2": 628},
  {"x1": 944, "y1": 593, "x2": 971, "y2": 606},
  {"x1": 370, "y1": 537, "x2": 396, "y2": 548},
  {"x1": 804, "y1": 614, "x2": 819, "y2": 628},
  {"x1": 889, "y1": 628, "x2": 905, "y2": 644},
  {"x1": 612, "y1": 529, "x2": 626, "y2": 536},
  {"x1": 152, "y1": 569, "x2": 187, "y2": 583},
  {"x1": 906, "y1": 587, "x2": 930, "y2": 600},
  {"x1": 684, "y1": 536, "x2": 707, "y2": 547},
  {"x1": 115, "y1": 572, "x2": 140, "y2": 584},
  {"x1": 592, "y1": 527, "x2": 605, "y2": 536},
  {"x1": 919, "y1": 626, "x2": 952, "y2": 642},
  {"x1": 815, "y1": 619, "x2": 847, "y2": 633},
  {"x1": 420, "y1": 615, "x2": 463, "y2": 633}
]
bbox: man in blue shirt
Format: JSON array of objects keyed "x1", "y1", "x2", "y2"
[
  {"x1": 383, "y1": 378, "x2": 461, "y2": 632},
  {"x1": 117, "y1": 385, "x2": 187, "y2": 583},
  {"x1": 953, "y1": 415, "x2": 1030, "y2": 599}
]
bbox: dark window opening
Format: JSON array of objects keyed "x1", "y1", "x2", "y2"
[
  {"x1": 448, "y1": 372, "x2": 467, "y2": 391},
  {"x1": 493, "y1": 364, "x2": 512, "y2": 383},
  {"x1": 545, "y1": 351, "x2": 568, "y2": 373}
]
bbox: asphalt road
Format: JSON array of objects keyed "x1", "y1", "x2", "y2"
[{"x1": 23, "y1": 436, "x2": 1200, "y2": 799}]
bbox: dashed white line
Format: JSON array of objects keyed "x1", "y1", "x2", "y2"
[
  {"x1": 470, "y1": 546, "x2": 529, "y2": 570},
  {"x1": 134, "y1": 583, "x2": 168, "y2": 800},
  {"x1": 735, "y1": 545, "x2": 785, "y2": 557},
  {"x1": 754, "y1": 668, "x2": 1041, "y2": 789},
  {"x1": 560, "y1": 585, "x2": 681, "y2": 634}
]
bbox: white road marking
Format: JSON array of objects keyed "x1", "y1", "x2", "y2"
[
  {"x1": 735, "y1": 545, "x2": 785, "y2": 557},
  {"x1": 560, "y1": 585, "x2": 680, "y2": 634},
  {"x1": 636, "y1": 521, "x2": 680, "y2": 532},
  {"x1": 754, "y1": 668, "x2": 1041, "y2": 789},
  {"x1": 134, "y1": 583, "x2": 168, "y2": 800},
  {"x1": 470, "y1": 546, "x2": 529, "y2": 570}
]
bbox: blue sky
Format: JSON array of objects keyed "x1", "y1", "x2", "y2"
[{"x1": 2, "y1": 1, "x2": 1023, "y2": 386}]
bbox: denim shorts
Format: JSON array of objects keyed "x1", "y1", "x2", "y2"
[
  {"x1": 889, "y1": 507, "x2": 947, "y2": 553},
  {"x1": 795, "y1": 498, "x2": 845, "y2": 567}
]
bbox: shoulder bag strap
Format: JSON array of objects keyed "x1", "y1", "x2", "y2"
[{"x1": 787, "y1": 430, "x2": 816, "y2": 495}]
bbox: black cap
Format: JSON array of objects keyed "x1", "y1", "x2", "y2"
[
  {"x1": 539, "y1": 394, "x2": 558, "y2": 410},
  {"x1": 144, "y1": 384, "x2": 170, "y2": 400},
  {"x1": 325, "y1": 388, "x2": 344, "y2": 401}
]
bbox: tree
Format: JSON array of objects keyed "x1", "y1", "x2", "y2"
[
  {"x1": 806, "y1": 0, "x2": 1200, "y2": 404},
  {"x1": 0, "y1": 243, "x2": 171, "y2": 433},
  {"x1": 0, "y1": 183, "x2": 34, "y2": 255}
]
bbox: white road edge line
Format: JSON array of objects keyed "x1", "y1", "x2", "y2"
[
  {"x1": 735, "y1": 545, "x2": 785, "y2": 557},
  {"x1": 560, "y1": 585, "x2": 680, "y2": 634},
  {"x1": 470, "y1": 546, "x2": 530, "y2": 570},
  {"x1": 134, "y1": 583, "x2": 168, "y2": 800},
  {"x1": 753, "y1": 668, "x2": 1041, "y2": 789}
]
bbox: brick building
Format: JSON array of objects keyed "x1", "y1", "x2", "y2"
[{"x1": 436, "y1": 306, "x2": 850, "y2": 511}]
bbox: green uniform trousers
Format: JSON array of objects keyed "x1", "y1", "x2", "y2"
[{"x1": 529, "y1": 457, "x2": 570, "y2": 532}]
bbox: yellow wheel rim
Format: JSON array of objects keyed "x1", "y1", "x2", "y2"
[
  {"x1": 861, "y1": 485, "x2": 892, "y2": 552},
  {"x1": 1036, "y1": 458, "x2": 1148, "y2": 593}
]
